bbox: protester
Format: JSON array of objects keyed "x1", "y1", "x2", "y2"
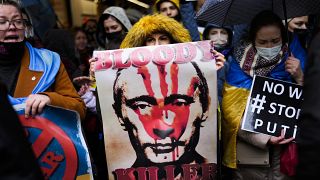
[
  {"x1": 153, "y1": 0, "x2": 201, "y2": 41},
  {"x1": 203, "y1": 24, "x2": 233, "y2": 104},
  {"x1": 0, "y1": 82, "x2": 43, "y2": 179},
  {"x1": 82, "y1": 19, "x2": 98, "y2": 50},
  {"x1": 287, "y1": 16, "x2": 309, "y2": 50},
  {"x1": 153, "y1": 0, "x2": 181, "y2": 21},
  {"x1": 296, "y1": 32, "x2": 320, "y2": 179},
  {"x1": 96, "y1": 6, "x2": 132, "y2": 50},
  {"x1": 222, "y1": 10, "x2": 306, "y2": 179},
  {"x1": 0, "y1": 0, "x2": 85, "y2": 119},
  {"x1": 73, "y1": 27, "x2": 92, "y2": 77}
]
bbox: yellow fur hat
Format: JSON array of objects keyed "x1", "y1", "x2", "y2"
[
  {"x1": 120, "y1": 14, "x2": 191, "y2": 49},
  {"x1": 153, "y1": 0, "x2": 180, "y2": 13}
]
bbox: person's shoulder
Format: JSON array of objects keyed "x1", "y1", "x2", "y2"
[{"x1": 30, "y1": 45, "x2": 60, "y2": 59}]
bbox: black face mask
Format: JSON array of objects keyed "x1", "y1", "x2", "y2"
[
  {"x1": 293, "y1": 28, "x2": 309, "y2": 49},
  {"x1": 105, "y1": 31, "x2": 123, "y2": 41},
  {"x1": 0, "y1": 41, "x2": 25, "y2": 64},
  {"x1": 0, "y1": 41, "x2": 24, "y2": 55}
]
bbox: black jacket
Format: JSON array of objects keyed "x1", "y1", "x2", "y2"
[
  {"x1": 0, "y1": 83, "x2": 43, "y2": 179},
  {"x1": 296, "y1": 33, "x2": 320, "y2": 179}
]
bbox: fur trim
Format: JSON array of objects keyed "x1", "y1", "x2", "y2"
[
  {"x1": 120, "y1": 14, "x2": 191, "y2": 49},
  {"x1": 153, "y1": 0, "x2": 180, "y2": 13}
]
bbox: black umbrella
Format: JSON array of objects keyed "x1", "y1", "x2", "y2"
[{"x1": 196, "y1": 0, "x2": 320, "y2": 26}]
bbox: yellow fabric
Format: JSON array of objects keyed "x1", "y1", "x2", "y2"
[
  {"x1": 76, "y1": 174, "x2": 91, "y2": 180},
  {"x1": 153, "y1": 0, "x2": 180, "y2": 13},
  {"x1": 120, "y1": 14, "x2": 191, "y2": 49},
  {"x1": 221, "y1": 83, "x2": 250, "y2": 168}
]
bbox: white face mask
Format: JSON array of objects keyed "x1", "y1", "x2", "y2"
[
  {"x1": 209, "y1": 33, "x2": 228, "y2": 45},
  {"x1": 256, "y1": 44, "x2": 282, "y2": 60}
]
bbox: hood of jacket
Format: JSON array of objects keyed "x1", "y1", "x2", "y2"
[
  {"x1": 203, "y1": 23, "x2": 233, "y2": 48},
  {"x1": 96, "y1": 6, "x2": 132, "y2": 48},
  {"x1": 120, "y1": 14, "x2": 191, "y2": 49},
  {"x1": 153, "y1": 0, "x2": 180, "y2": 13},
  {"x1": 203, "y1": 23, "x2": 233, "y2": 41}
]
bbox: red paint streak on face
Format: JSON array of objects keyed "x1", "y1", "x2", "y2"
[
  {"x1": 172, "y1": 138, "x2": 176, "y2": 161},
  {"x1": 170, "y1": 63, "x2": 178, "y2": 94},
  {"x1": 134, "y1": 102, "x2": 190, "y2": 140},
  {"x1": 135, "y1": 64, "x2": 199, "y2": 141},
  {"x1": 137, "y1": 66, "x2": 155, "y2": 96},
  {"x1": 157, "y1": 65, "x2": 168, "y2": 97}
]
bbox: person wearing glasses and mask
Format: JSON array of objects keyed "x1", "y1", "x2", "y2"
[
  {"x1": 222, "y1": 11, "x2": 305, "y2": 179},
  {"x1": 0, "y1": 1, "x2": 85, "y2": 119}
]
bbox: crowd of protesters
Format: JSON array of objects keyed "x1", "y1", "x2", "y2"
[{"x1": 0, "y1": 0, "x2": 320, "y2": 179}]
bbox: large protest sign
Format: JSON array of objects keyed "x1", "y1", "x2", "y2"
[
  {"x1": 14, "y1": 105, "x2": 93, "y2": 180},
  {"x1": 94, "y1": 41, "x2": 218, "y2": 179},
  {"x1": 242, "y1": 75, "x2": 303, "y2": 138}
]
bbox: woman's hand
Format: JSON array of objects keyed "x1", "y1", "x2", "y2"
[
  {"x1": 78, "y1": 83, "x2": 91, "y2": 96},
  {"x1": 210, "y1": 41, "x2": 226, "y2": 71},
  {"x1": 25, "y1": 94, "x2": 51, "y2": 118},
  {"x1": 268, "y1": 130, "x2": 294, "y2": 145},
  {"x1": 285, "y1": 53, "x2": 304, "y2": 85},
  {"x1": 212, "y1": 49, "x2": 226, "y2": 71}
]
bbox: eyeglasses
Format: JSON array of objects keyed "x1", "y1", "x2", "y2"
[{"x1": 0, "y1": 19, "x2": 26, "y2": 31}]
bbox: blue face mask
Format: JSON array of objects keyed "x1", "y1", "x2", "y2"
[{"x1": 256, "y1": 44, "x2": 282, "y2": 60}]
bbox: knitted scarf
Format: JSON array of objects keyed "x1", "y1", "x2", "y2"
[{"x1": 234, "y1": 41, "x2": 288, "y2": 77}]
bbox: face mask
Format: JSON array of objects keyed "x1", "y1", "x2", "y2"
[
  {"x1": 0, "y1": 41, "x2": 25, "y2": 64},
  {"x1": 294, "y1": 28, "x2": 309, "y2": 49},
  {"x1": 106, "y1": 31, "x2": 123, "y2": 40},
  {"x1": 209, "y1": 34, "x2": 228, "y2": 44},
  {"x1": 0, "y1": 41, "x2": 25, "y2": 55},
  {"x1": 256, "y1": 44, "x2": 282, "y2": 60}
]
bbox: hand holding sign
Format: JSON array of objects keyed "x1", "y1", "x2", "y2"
[
  {"x1": 89, "y1": 57, "x2": 98, "y2": 80},
  {"x1": 268, "y1": 130, "x2": 294, "y2": 145},
  {"x1": 25, "y1": 94, "x2": 51, "y2": 118},
  {"x1": 210, "y1": 40, "x2": 225, "y2": 70},
  {"x1": 285, "y1": 53, "x2": 304, "y2": 85}
]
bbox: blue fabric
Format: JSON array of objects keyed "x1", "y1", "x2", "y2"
[
  {"x1": 217, "y1": 55, "x2": 233, "y2": 104},
  {"x1": 180, "y1": 1, "x2": 201, "y2": 41},
  {"x1": 8, "y1": 42, "x2": 61, "y2": 105},
  {"x1": 226, "y1": 35, "x2": 306, "y2": 90},
  {"x1": 232, "y1": 24, "x2": 249, "y2": 47}
]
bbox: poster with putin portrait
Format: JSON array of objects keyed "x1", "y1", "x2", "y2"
[{"x1": 94, "y1": 41, "x2": 218, "y2": 180}]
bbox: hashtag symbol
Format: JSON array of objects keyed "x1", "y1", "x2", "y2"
[{"x1": 250, "y1": 94, "x2": 266, "y2": 114}]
